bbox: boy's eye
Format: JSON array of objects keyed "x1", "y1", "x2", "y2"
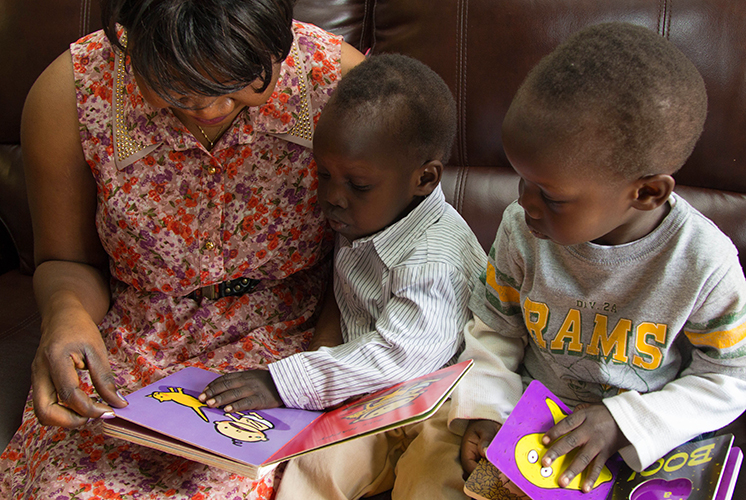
[
  {"x1": 541, "y1": 192, "x2": 563, "y2": 205},
  {"x1": 349, "y1": 182, "x2": 371, "y2": 192}
]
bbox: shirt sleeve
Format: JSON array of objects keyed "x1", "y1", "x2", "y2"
[
  {"x1": 269, "y1": 262, "x2": 473, "y2": 410},
  {"x1": 605, "y1": 255, "x2": 746, "y2": 471},
  {"x1": 447, "y1": 216, "x2": 530, "y2": 433},
  {"x1": 447, "y1": 316, "x2": 526, "y2": 435}
]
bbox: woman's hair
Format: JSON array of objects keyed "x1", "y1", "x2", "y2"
[
  {"x1": 329, "y1": 54, "x2": 457, "y2": 164},
  {"x1": 515, "y1": 22, "x2": 707, "y2": 178},
  {"x1": 102, "y1": 0, "x2": 295, "y2": 106}
]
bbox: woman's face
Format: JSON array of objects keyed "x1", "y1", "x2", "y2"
[{"x1": 135, "y1": 62, "x2": 282, "y2": 130}]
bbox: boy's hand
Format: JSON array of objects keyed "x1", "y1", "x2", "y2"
[
  {"x1": 461, "y1": 419, "x2": 501, "y2": 474},
  {"x1": 199, "y1": 370, "x2": 283, "y2": 412},
  {"x1": 541, "y1": 403, "x2": 630, "y2": 492}
]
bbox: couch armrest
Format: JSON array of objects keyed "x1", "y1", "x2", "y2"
[{"x1": 0, "y1": 269, "x2": 41, "y2": 451}]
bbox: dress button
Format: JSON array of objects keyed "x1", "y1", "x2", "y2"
[
  {"x1": 206, "y1": 166, "x2": 217, "y2": 175},
  {"x1": 204, "y1": 241, "x2": 215, "y2": 250}
]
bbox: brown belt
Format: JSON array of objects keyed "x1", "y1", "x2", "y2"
[{"x1": 187, "y1": 277, "x2": 261, "y2": 301}]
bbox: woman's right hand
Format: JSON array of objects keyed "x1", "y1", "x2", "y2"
[{"x1": 32, "y1": 293, "x2": 127, "y2": 427}]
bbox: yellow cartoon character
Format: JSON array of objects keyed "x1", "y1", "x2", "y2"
[
  {"x1": 147, "y1": 387, "x2": 209, "y2": 422},
  {"x1": 214, "y1": 411, "x2": 274, "y2": 446},
  {"x1": 514, "y1": 398, "x2": 613, "y2": 491},
  {"x1": 342, "y1": 380, "x2": 434, "y2": 423}
]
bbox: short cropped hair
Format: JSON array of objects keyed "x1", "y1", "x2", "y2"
[
  {"x1": 102, "y1": 0, "x2": 294, "y2": 107},
  {"x1": 515, "y1": 22, "x2": 707, "y2": 178},
  {"x1": 328, "y1": 54, "x2": 457, "y2": 164}
]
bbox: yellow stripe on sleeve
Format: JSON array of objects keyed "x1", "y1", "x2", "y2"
[
  {"x1": 684, "y1": 321, "x2": 746, "y2": 350},
  {"x1": 485, "y1": 262, "x2": 520, "y2": 303}
]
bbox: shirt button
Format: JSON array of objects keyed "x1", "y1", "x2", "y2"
[
  {"x1": 355, "y1": 317, "x2": 367, "y2": 327},
  {"x1": 206, "y1": 166, "x2": 217, "y2": 175},
  {"x1": 298, "y1": 396, "x2": 310, "y2": 406},
  {"x1": 204, "y1": 240, "x2": 215, "y2": 250}
]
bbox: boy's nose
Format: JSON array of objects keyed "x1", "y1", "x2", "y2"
[
  {"x1": 517, "y1": 179, "x2": 541, "y2": 219},
  {"x1": 321, "y1": 183, "x2": 348, "y2": 210},
  {"x1": 194, "y1": 96, "x2": 235, "y2": 120}
]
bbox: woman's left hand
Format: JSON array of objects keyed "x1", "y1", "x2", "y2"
[
  {"x1": 200, "y1": 370, "x2": 283, "y2": 411},
  {"x1": 540, "y1": 403, "x2": 630, "y2": 492}
]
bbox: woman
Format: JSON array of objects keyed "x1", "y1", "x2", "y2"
[{"x1": 0, "y1": 0, "x2": 364, "y2": 497}]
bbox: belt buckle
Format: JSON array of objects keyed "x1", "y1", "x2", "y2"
[{"x1": 202, "y1": 284, "x2": 220, "y2": 300}]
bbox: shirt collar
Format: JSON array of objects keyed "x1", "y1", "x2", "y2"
[{"x1": 340, "y1": 184, "x2": 447, "y2": 268}]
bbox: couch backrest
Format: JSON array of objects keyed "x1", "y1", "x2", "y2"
[
  {"x1": 296, "y1": 0, "x2": 746, "y2": 268},
  {"x1": 2, "y1": 0, "x2": 746, "y2": 274}
]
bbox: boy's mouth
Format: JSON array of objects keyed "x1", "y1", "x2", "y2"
[{"x1": 328, "y1": 218, "x2": 349, "y2": 232}]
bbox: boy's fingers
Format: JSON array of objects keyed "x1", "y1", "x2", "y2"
[
  {"x1": 581, "y1": 457, "x2": 608, "y2": 492},
  {"x1": 202, "y1": 372, "x2": 254, "y2": 399},
  {"x1": 542, "y1": 430, "x2": 585, "y2": 466},
  {"x1": 543, "y1": 410, "x2": 585, "y2": 444}
]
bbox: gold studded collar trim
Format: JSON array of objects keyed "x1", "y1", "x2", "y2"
[
  {"x1": 247, "y1": 33, "x2": 314, "y2": 149},
  {"x1": 113, "y1": 26, "x2": 314, "y2": 170}
]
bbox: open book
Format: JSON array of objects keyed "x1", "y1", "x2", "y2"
[
  {"x1": 465, "y1": 380, "x2": 742, "y2": 500},
  {"x1": 103, "y1": 359, "x2": 472, "y2": 480}
]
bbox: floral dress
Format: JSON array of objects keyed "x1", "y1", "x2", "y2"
[{"x1": 0, "y1": 21, "x2": 342, "y2": 500}]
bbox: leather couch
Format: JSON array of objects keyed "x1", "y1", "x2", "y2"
[{"x1": 3, "y1": 0, "x2": 746, "y2": 494}]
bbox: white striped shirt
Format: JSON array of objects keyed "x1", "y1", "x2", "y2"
[{"x1": 269, "y1": 185, "x2": 487, "y2": 410}]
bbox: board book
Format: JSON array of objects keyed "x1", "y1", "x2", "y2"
[
  {"x1": 103, "y1": 359, "x2": 472, "y2": 479},
  {"x1": 464, "y1": 380, "x2": 742, "y2": 500}
]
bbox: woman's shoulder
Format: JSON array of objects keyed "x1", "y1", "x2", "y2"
[
  {"x1": 69, "y1": 29, "x2": 117, "y2": 84},
  {"x1": 292, "y1": 20, "x2": 344, "y2": 48}
]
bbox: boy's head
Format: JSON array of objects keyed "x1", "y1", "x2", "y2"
[
  {"x1": 314, "y1": 54, "x2": 457, "y2": 242},
  {"x1": 502, "y1": 22, "x2": 707, "y2": 247}
]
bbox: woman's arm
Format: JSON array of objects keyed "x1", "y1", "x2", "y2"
[
  {"x1": 23, "y1": 50, "x2": 126, "y2": 428},
  {"x1": 340, "y1": 41, "x2": 366, "y2": 76}
]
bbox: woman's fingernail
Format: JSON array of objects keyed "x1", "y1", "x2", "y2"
[
  {"x1": 116, "y1": 390, "x2": 127, "y2": 402},
  {"x1": 100, "y1": 411, "x2": 116, "y2": 419}
]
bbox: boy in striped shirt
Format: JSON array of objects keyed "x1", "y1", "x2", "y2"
[{"x1": 201, "y1": 54, "x2": 488, "y2": 497}]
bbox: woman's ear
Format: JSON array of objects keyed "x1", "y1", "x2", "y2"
[
  {"x1": 413, "y1": 160, "x2": 443, "y2": 196},
  {"x1": 631, "y1": 174, "x2": 675, "y2": 211}
]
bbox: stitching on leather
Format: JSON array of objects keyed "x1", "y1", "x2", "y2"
[
  {"x1": 0, "y1": 311, "x2": 41, "y2": 341},
  {"x1": 657, "y1": 0, "x2": 671, "y2": 38},
  {"x1": 366, "y1": 0, "x2": 376, "y2": 53}
]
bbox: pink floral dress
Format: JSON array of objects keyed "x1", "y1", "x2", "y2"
[{"x1": 0, "y1": 21, "x2": 341, "y2": 500}]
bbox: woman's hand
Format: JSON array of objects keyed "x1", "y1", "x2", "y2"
[
  {"x1": 32, "y1": 294, "x2": 127, "y2": 428},
  {"x1": 460, "y1": 418, "x2": 501, "y2": 475},
  {"x1": 540, "y1": 403, "x2": 630, "y2": 492},
  {"x1": 200, "y1": 370, "x2": 283, "y2": 411}
]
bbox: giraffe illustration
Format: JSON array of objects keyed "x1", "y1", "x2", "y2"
[{"x1": 147, "y1": 387, "x2": 210, "y2": 422}]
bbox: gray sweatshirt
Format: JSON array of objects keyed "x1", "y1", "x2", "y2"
[{"x1": 450, "y1": 193, "x2": 746, "y2": 471}]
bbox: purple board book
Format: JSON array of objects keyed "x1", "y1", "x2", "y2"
[
  {"x1": 111, "y1": 367, "x2": 322, "y2": 467},
  {"x1": 486, "y1": 380, "x2": 622, "y2": 499}
]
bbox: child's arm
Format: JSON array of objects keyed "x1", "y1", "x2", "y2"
[
  {"x1": 307, "y1": 282, "x2": 343, "y2": 351},
  {"x1": 266, "y1": 261, "x2": 484, "y2": 410}
]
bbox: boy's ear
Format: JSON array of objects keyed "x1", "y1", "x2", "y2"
[
  {"x1": 413, "y1": 160, "x2": 443, "y2": 196},
  {"x1": 631, "y1": 174, "x2": 675, "y2": 210}
]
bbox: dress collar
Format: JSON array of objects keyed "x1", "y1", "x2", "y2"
[{"x1": 113, "y1": 28, "x2": 312, "y2": 170}]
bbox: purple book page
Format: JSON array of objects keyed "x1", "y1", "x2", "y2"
[
  {"x1": 112, "y1": 367, "x2": 323, "y2": 467},
  {"x1": 486, "y1": 380, "x2": 621, "y2": 500}
]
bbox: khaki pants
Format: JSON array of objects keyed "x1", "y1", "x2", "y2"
[{"x1": 275, "y1": 400, "x2": 469, "y2": 500}]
